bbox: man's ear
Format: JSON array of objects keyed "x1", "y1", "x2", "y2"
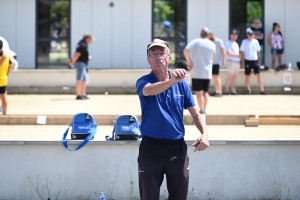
[
  {"x1": 147, "y1": 56, "x2": 151, "y2": 64},
  {"x1": 167, "y1": 55, "x2": 172, "y2": 64}
]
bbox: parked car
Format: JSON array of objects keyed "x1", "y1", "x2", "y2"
[{"x1": 0, "y1": 36, "x2": 19, "y2": 70}]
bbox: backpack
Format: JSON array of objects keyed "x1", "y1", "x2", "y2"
[
  {"x1": 62, "y1": 113, "x2": 98, "y2": 151},
  {"x1": 275, "y1": 64, "x2": 288, "y2": 71},
  {"x1": 106, "y1": 115, "x2": 141, "y2": 140}
]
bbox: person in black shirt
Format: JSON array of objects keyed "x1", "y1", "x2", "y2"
[
  {"x1": 251, "y1": 19, "x2": 264, "y2": 65},
  {"x1": 69, "y1": 33, "x2": 95, "y2": 100}
]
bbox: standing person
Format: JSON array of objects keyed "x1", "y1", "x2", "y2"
[
  {"x1": 136, "y1": 38, "x2": 209, "y2": 200},
  {"x1": 183, "y1": 27, "x2": 216, "y2": 121},
  {"x1": 208, "y1": 32, "x2": 226, "y2": 97},
  {"x1": 240, "y1": 28, "x2": 267, "y2": 95},
  {"x1": 69, "y1": 33, "x2": 95, "y2": 100},
  {"x1": 225, "y1": 29, "x2": 240, "y2": 95},
  {"x1": 267, "y1": 22, "x2": 284, "y2": 69},
  {"x1": 0, "y1": 40, "x2": 14, "y2": 115},
  {"x1": 251, "y1": 19, "x2": 264, "y2": 65}
]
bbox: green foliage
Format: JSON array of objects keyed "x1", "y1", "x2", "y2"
[
  {"x1": 154, "y1": 1, "x2": 174, "y2": 23},
  {"x1": 50, "y1": 1, "x2": 69, "y2": 28},
  {"x1": 246, "y1": 2, "x2": 262, "y2": 27}
]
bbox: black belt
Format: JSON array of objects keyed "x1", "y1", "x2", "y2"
[{"x1": 142, "y1": 135, "x2": 184, "y2": 144}]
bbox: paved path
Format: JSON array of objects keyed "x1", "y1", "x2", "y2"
[
  {"x1": 4, "y1": 94, "x2": 300, "y2": 115},
  {"x1": 1, "y1": 94, "x2": 299, "y2": 141}
]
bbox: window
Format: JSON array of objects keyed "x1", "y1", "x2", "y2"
[
  {"x1": 152, "y1": 0, "x2": 187, "y2": 66},
  {"x1": 230, "y1": 0, "x2": 264, "y2": 63},
  {"x1": 36, "y1": 0, "x2": 70, "y2": 69}
]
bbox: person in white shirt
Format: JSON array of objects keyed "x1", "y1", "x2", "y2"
[
  {"x1": 225, "y1": 29, "x2": 240, "y2": 95},
  {"x1": 240, "y1": 28, "x2": 267, "y2": 95},
  {"x1": 183, "y1": 27, "x2": 216, "y2": 121}
]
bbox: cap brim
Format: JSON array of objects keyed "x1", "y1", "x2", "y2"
[{"x1": 147, "y1": 43, "x2": 168, "y2": 50}]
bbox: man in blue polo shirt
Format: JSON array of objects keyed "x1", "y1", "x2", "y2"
[{"x1": 136, "y1": 38, "x2": 209, "y2": 200}]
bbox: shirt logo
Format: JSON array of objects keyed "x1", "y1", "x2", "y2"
[{"x1": 174, "y1": 92, "x2": 184, "y2": 98}]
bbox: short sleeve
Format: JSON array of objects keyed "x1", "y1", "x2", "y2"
[
  {"x1": 240, "y1": 40, "x2": 245, "y2": 52},
  {"x1": 185, "y1": 39, "x2": 195, "y2": 51},
  {"x1": 256, "y1": 40, "x2": 261, "y2": 52},
  {"x1": 219, "y1": 39, "x2": 225, "y2": 49},
  {"x1": 76, "y1": 42, "x2": 87, "y2": 54},
  {"x1": 225, "y1": 41, "x2": 231, "y2": 51},
  {"x1": 136, "y1": 77, "x2": 150, "y2": 97},
  {"x1": 182, "y1": 81, "x2": 196, "y2": 109}
]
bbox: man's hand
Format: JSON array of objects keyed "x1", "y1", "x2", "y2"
[
  {"x1": 68, "y1": 60, "x2": 74, "y2": 69},
  {"x1": 187, "y1": 61, "x2": 193, "y2": 70},
  {"x1": 192, "y1": 133, "x2": 209, "y2": 152},
  {"x1": 171, "y1": 68, "x2": 186, "y2": 83},
  {"x1": 221, "y1": 59, "x2": 226, "y2": 67}
]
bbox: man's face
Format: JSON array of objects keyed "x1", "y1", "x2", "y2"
[
  {"x1": 147, "y1": 46, "x2": 171, "y2": 70},
  {"x1": 254, "y1": 20, "x2": 260, "y2": 28},
  {"x1": 247, "y1": 33, "x2": 254, "y2": 40},
  {"x1": 85, "y1": 38, "x2": 93, "y2": 44},
  {"x1": 230, "y1": 33, "x2": 238, "y2": 41}
]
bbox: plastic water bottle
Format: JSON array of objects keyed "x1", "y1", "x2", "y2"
[
  {"x1": 99, "y1": 192, "x2": 106, "y2": 200},
  {"x1": 288, "y1": 62, "x2": 292, "y2": 70}
]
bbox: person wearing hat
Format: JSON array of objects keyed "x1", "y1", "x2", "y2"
[
  {"x1": 136, "y1": 38, "x2": 209, "y2": 200},
  {"x1": 224, "y1": 29, "x2": 241, "y2": 95},
  {"x1": 183, "y1": 27, "x2": 216, "y2": 121},
  {"x1": 240, "y1": 28, "x2": 267, "y2": 94},
  {"x1": 69, "y1": 33, "x2": 95, "y2": 100}
]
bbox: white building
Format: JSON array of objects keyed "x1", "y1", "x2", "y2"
[{"x1": 0, "y1": 0, "x2": 299, "y2": 70}]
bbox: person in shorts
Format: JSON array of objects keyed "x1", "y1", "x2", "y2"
[
  {"x1": 225, "y1": 29, "x2": 240, "y2": 95},
  {"x1": 240, "y1": 28, "x2": 267, "y2": 95},
  {"x1": 0, "y1": 40, "x2": 14, "y2": 115},
  {"x1": 136, "y1": 38, "x2": 209, "y2": 200},
  {"x1": 267, "y1": 22, "x2": 284, "y2": 69},
  {"x1": 69, "y1": 33, "x2": 95, "y2": 100},
  {"x1": 183, "y1": 27, "x2": 216, "y2": 121},
  {"x1": 208, "y1": 32, "x2": 226, "y2": 97}
]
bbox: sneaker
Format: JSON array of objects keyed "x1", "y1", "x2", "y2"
[
  {"x1": 76, "y1": 95, "x2": 85, "y2": 100},
  {"x1": 82, "y1": 95, "x2": 89, "y2": 99},
  {"x1": 224, "y1": 92, "x2": 230, "y2": 95},
  {"x1": 231, "y1": 91, "x2": 238, "y2": 95},
  {"x1": 210, "y1": 92, "x2": 216, "y2": 96},
  {"x1": 214, "y1": 93, "x2": 223, "y2": 97},
  {"x1": 246, "y1": 90, "x2": 251, "y2": 95},
  {"x1": 260, "y1": 91, "x2": 268, "y2": 95}
]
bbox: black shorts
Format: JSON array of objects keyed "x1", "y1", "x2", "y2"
[
  {"x1": 0, "y1": 86, "x2": 7, "y2": 94},
  {"x1": 192, "y1": 78, "x2": 210, "y2": 92},
  {"x1": 244, "y1": 60, "x2": 261, "y2": 75},
  {"x1": 212, "y1": 64, "x2": 220, "y2": 75}
]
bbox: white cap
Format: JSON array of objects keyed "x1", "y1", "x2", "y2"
[{"x1": 246, "y1": 27, "x2": 253, "y2": 34}]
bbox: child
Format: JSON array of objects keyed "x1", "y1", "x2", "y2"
[{"x1": 0, "y1": 40, "x2": 14, "y2": 115}]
